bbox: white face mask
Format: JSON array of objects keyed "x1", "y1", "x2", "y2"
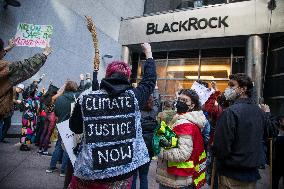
[
  {"x1": 86, "y1": 79, "x2": 91, "y2": 83},
  {"x1": 224, "y1": 87, "x2": 238, "y2": 101}
]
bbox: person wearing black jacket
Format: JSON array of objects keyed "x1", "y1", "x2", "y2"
[
  {"x1": 213, "y1": 73, "x2": 267, "y2": 189},
  {"x1": 272, "y1": 116, "x2": 284, "y2": 189},
  {"x1": 46, "y1": 81, "x2": 79, "y2": 177},
  {"x1": 132, "y1": 88, "x2": 160, "y2": 189},
  {"x1": 68, "y1": 43, "x2": 156, "y2": 189}
]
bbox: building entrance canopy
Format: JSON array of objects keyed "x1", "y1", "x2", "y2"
[{"x1": 119, "y1": 0, "x2": 284, "y2": 45}]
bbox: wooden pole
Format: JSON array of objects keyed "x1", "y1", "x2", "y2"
[{"x1": 85, "y1": 16, "x2": 100, "y2": 91}]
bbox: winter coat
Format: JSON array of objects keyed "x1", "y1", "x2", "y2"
[
  {"x1": 140, "y1": 97, "x2": 160, "y2": 158},
  {"x1": 156, "y1": 110, "x2": 206, "y2": 188},
  {"x1": 54, "y1": 91, "x2": 79, "y2": 124},
  {"x1": 213, "y1": 98, "x2": 267, "y2": 182},
  {"x1": 0, "y1": 53, "x2": 47, "y2": 118},
  {"x1": 69, "y1": 58, "x2": 156, "y2": 183}
]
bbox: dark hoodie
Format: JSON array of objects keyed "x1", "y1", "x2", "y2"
[{"x1": 70, "y1": 58, "x2": 156, "y2": 136}]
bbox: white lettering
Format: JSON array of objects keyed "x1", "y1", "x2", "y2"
[
  {"x1": 95, "y1": 124, "x2": 102, "y2": 135},
  {"x1": 86, "y1": 98, "x2": 92, "y2": 110},
  {"x1": 98, "y1": 150, "x2": 108, "y2": 164},
  {"x1": 112, "y1": 98, "x2": 119, "y2": 109},
  {"x1": 103, "y1": 124, "x2": 109, "y2": 136},
  {"x1": 93, "y1": 98, "x2": 98, "y2": 110},
  {"x1": 125, "y1": 97, "x2": 132, "y2": 108},
  {"x1": 110, "y1": 149, "x2": 120, "y2": 161},
  {"x1": 126, "y1": 122, "x2": 131, "y2": 134},
  {"x1": 120, "y1": 123, "x2": 126, "y2": 134},
  {"x1": 121, "y1": 145, "x2": 132, "y2": 160},
  {"x1": 88, "y1": 124, "x2": 94, "y2": 136}
]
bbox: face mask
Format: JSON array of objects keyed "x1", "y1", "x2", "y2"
[
  {"x1": 86, "y1": 79, "x2": 91, "y2": 83},
  {"x1": 224, "y1": 87, "x2": 238, "y2": 101},
  {"x1": 176, "y1": 101, "x2": 189, "y2": 114}
]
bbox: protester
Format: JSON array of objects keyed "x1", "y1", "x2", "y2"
[
  {"x1": 132, "y1": 91, "x2": 160, "y2": 189},
  {"x1": 0, "y1": 83, "x2": 24, "y2": 143},
  {"x1": 38, "y1": 84, "x2": 64, "y2": 155},
  {"x1": 46, "y1": 81, "x2": 78, "y2": 177},
  {"x1": 156, "y1": 89, "x2": 207, "y2": 189},
  {"x1": 20, "y1": 85, "x2": 38, "y2": 151},
  {"x1": 272, "y1": 115, "x2": 284, "y2": 189},
  {"x1": 0, "y1": 37, "x2": 52, "y2": 140},
  {"x1": 78, "y1": 73, "x2": 92, "y2": 91},
  {"x1": 213, "y1": 73, "x2": 267, "y2": 189},
  {"x1": 68, "y1": 43, "x2": 156, "y2": 188},
  {"x1": 23, "y1": 74, "x2": 45, "y2": 99}
]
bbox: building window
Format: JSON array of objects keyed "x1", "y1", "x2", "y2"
[{"x1": 135, "y1": 48, "x2": 244, "y2": 101}]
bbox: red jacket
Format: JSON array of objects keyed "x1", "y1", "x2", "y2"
[{"x1": 167, "y1": 123, "x2": 206, "y2": 189}]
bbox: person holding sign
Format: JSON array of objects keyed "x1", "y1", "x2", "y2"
[
  {"x1": 0, "y1": 37, "x2": 52, "y2": 141},
  {"x1": 68, "y1": 43, "x2": 156, "y2": 189}
]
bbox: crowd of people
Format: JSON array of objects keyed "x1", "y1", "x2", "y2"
[{"x1": 0, "y1": 37, "x2": 284, "y2": 189}]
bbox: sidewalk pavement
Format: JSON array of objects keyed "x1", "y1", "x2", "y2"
[
  {"x1": 0, "y1": 131, "x2": 282, "y2": 189},
  {"x1": 0, "y1": 138, "x2": 64, "y2": 189}
]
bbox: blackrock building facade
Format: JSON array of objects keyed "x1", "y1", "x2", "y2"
[{"x1": 119, "y1": 0, "x2": 284, "y2": 115}]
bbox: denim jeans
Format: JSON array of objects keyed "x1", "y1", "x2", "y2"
[
  {"x1": 131, "y1": 162, "x2": 151, "y2": 189},
  {"x1": 50, "y1": 136, "x2": 69, "y2": 173}
]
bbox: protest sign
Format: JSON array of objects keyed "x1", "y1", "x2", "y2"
[
  {"x1": 191, "y1": 81, "x2": 214, "y2": 105},
  {"x1": 14, "y1": 23, "x2": 53, "y2": 48},
  {"x1": 56, "y1": 120, "x2": 77, "y2": 166}
]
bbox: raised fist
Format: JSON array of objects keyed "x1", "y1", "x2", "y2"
[
  {"x1": 43, "y1": 45, "x2": 52, "y2": 56},
  {"x1": 141, "y1": 43, "x2": 152, "y2": 59}
]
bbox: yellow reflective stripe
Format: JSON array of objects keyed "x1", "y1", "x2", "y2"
[
  {"x1": 171, "y1": 137, "x2": 178, "y2": 148},
  {"x1": 168, "y1": 161, "x2": 194, "y2": 168},
  {"x1": 195, "y1": 164, "x2": 199, "y2": 172},
  {"x1": 158, "y1": 125, "x2": 165, "y2": 134},
  {"x1": 194, "y1": 172, "x2": 206, "y2": 186},
  {"x1": 199, "y1": 151, "x2": 206, "y2": 161}
]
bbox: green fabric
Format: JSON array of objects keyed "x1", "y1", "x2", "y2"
[
  {"x1": 152, "y1": 121, "x2": 178, "y2": 155},
  {"x1": 9, "y1": 53, "x2": 46, "y2": 86},
  {"x1": 54, "y1": 91, "x2": 79, "y2": 123}
]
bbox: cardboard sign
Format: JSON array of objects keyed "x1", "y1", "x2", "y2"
[
  {"x1": 191, "y1": 81, "x2": 214, "y2": 106},
  {"x1": 56, "y1": 120, "x2": 76, "y2": 166},
  {"x1": 14, "y1": 23, "x2": 53, "y2": 48}
]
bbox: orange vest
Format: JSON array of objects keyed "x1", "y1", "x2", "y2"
[{"x1": 167, "y1": 123, "x2": 206, "y2": 189}]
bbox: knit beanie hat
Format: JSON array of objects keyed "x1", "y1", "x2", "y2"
[{"x1": 105, "y1": 61, "x2": 131, "y2": 78}]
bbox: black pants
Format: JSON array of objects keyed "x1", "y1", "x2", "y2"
[
  {"x1": 64, "y1": 159, "x2": 73, "y2": 189},
  {"x1": 2, "y1": 116, "x2": 12, "y2": 140},
  {"x1": 272, "y1": 168, "x2": 284, "y2": 189}
]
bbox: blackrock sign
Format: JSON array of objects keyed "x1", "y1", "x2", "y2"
[
  {"x1": 146, "y1": 16, "x2": 228, "y2": 35},
  {"x1": 119, "y1": 0, "x2": 284, "y2": 45}
]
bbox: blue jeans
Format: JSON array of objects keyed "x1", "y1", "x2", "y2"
[
  {"x1": 50, "y1": 136, "x2": 69, "y2": 173},
  {"x1": 131, "y1": 162, "x2": 151, "y2": 189}
]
